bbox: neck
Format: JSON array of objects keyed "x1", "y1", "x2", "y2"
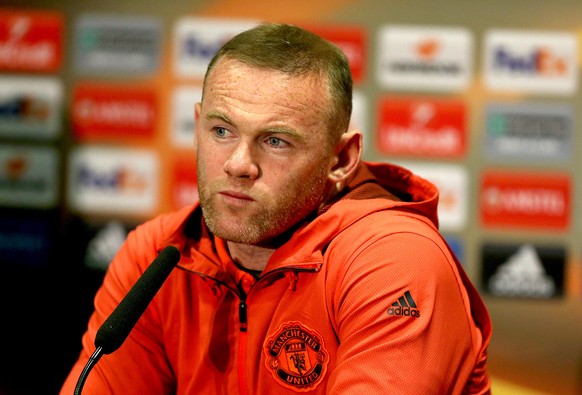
[
  {"x1": 226, "y1": 241, "x2": 275, "y2": 272},
  {"x1": 224, "y1": 180, "x2": 345, "y2": 272}
]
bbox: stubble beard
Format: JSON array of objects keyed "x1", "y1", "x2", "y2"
[{"x1": 198, "y1": 165, "x2": 329, "y2": 246}]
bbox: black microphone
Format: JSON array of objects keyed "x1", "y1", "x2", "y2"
[
  {"x1": 95, "y1": 245, "x2": 181, "y2": 354},
  {"x1": 74, "y1": 245, "x2": 181, "y2": 395}
]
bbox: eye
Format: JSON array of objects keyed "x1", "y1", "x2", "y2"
[
  {"x1": 265, "y1": 136, "x2": 289, "y2": 148},
  {"x1": 214, "y1": 127, "x2": 231, "y2": 139}
]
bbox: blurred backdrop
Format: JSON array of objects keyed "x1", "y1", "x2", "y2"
[{"x1": 0, "y1": 0, "x2": 581, "y2": 394}]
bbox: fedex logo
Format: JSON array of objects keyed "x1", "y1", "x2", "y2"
[
  {"x1": 493, "y1": 46, "x2": 568, "y2": 76},
  {"x1": 484, "y1": 29, "x2": 577, "y2": 95},
  {"x1": 76, "y1": 165, "x2": 148, "y2": 191},
  {"x1": 68, "y1": 146, "x2": 158, "y2": 216},
  {"x1": 480, "y1": 170, "x2": 570, "y2": 231},
  {"x1": 173, "y1": 17, "x2": 259, "y2": 78},
  {"x1": 181, "y1": 36, "x2": 221, "y2": 60}
]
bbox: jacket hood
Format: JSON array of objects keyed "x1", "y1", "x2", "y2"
[
  {"x1": 161, "y1": 161, "x2": 440, "y2": 273},
  {"x1": 266, "y1": 161, "x2": 440, "y2": 266},
  {"x1": 342, "y1": 161, "x2": 439, "y2": 224}
]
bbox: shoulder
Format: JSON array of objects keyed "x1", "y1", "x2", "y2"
[
  {"x1": 324, "y1": 208, "x2": 460, "y2": 295},
  {"x1": 329, "y1": 208, "x2": 447, "y2": 260}
]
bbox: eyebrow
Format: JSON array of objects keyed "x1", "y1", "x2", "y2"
[
  {"x1": 203, "y1": 110, "x2": 308, "y2": 144},
  {"x1": 204, "y1": 110, "x2": 232, "y2": 125},
  {"x1": 265, "y1": 126, "x2": 307, "y2": 144}
]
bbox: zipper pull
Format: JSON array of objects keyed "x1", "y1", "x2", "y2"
[
  {"x1": 239, "y1": 300, "x2": 248, "y2": 332},
  {"x1": 286, "y1": 271, "x2": 298, "y2": 291}
]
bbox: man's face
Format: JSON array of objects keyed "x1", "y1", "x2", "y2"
[{"x1": 194, "y1": 58, "x2": 336, "y2": 245}]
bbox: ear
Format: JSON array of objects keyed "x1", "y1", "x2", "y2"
[
  {"x1": 193, "y1": 102, "x2": 201, "y2": 150},
  {"x1": 328, "y1": 130, "x2": 362, "y2": 186}
]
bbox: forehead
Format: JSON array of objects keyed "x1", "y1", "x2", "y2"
[{"x1": 202, "y1": 59, "x2": 330, "y2": 127}]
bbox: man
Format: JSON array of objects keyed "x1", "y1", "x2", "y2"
[{"x1": 60, "y1": 23, "x2": 492, "y2": 394}]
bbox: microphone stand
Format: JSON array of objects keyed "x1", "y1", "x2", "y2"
[
  {"x1": 73, "y1": 346, "x2": 104, "y2": 395},
  {"x1": 71, "y1": 245, "x2": 180, "y2": 394}
]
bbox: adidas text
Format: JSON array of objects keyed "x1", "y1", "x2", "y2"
[{"x1": 387, "y1": 306, "x2": 420, "y2": 318}]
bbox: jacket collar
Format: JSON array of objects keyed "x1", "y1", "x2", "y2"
[{"x1": 159, "y1": 161, "x2": 439, "y2": 276}]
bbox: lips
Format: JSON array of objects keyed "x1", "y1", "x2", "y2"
[{"x1": 219, "y1": 190, "x2": 254, "y2": 204}]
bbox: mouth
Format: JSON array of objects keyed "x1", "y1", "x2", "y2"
[{"x1": 219, "y1": 190, "x2": 255, "y2": 205}]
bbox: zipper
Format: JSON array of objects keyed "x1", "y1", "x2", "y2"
[
  {"x1": 186, "y1": 267, "x2": 320, "y2": 394},
  {"x1": 238, "y1": 299, "x2": 248, "y2": 395}
]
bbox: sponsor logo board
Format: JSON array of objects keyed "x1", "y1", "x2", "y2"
[
  {"x1": 377, "y1": 97, "x2": 466, "y2": 158},
  {"x1": 481, "y1": 242, "x2": 565, "y2": 298},
  {"x1": 71, "y1": 82, "x2": 158, "y2": 140},
  {"x1": 75, "y1": 14, "x2": 162, "y2": 74},
  {"x1": 484, "y1": 102, "x2": 572, "y2": 162},
  {"x1": 483, "y1": 29, "x2": 578, "y2": 95},
  {"x1": 0, "y1": 144, "x2": 59, "y2": 208},
  {"x1": 0, "y1": 76, "x2": 63, "y2": 140},
  {"x1": 377, "y1": 25, "x2": 472, "y2": 91},
  {"x1": 174, "y1": 17, "x2": 259, "y2": 78},
  {"x1": 480, "y1": 170, "x2": 570, "y2": 230},
  {"x1": 83, "y1": 219, "x2": 132, "y2": 270},
  {"x1": 67, "y1": 145, "x2": 158, "y2": 215},
  {"x1": 0, "y1": 9, "x2": 63, "y2": 72}
]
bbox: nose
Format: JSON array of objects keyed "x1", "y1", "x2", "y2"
[{"x1": 223, "y1": 142, "x2": 260, "y2": 179}]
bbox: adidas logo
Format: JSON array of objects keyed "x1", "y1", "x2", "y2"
[{"x1": 387, "y1": 290, "x2": 421, "y2": 318}]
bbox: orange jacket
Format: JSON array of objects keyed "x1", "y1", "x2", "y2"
[{"x1": 60, "y1": 161, "x2": 491, "y2": 394}]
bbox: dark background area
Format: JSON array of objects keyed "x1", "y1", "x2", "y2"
[{"x1": 0, "y1": 209, "x2": 104, "y2": 394}]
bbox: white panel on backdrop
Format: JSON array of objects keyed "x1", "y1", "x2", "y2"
[
  {"x1": 173, "y1": 17, "x2": 259, "y2": 78},
  {"x1": 67, "y1": 145, "x2": 159, "y2": 216},
  {"x1": 376, "y1": 25, "x2": 473, "y2": 92}
]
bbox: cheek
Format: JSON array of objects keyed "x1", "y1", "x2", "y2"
[
  {"x1": 278, "y1": 159, "x2": 329, "y2": 192},
  {"x1": 197, "y1": 141, "x2": 226, "y2": 172}
]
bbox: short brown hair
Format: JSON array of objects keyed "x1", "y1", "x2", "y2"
[{"x1": 203, "y1": 23, "x2": 353, "y2": 141}]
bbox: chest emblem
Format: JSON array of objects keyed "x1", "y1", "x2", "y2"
[{"x1": 264, "y1": 321, "x2": 328, "y2": 391}]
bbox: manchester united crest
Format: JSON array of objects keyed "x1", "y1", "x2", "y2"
[{"x1": 264, "y1": 322, "x2": 328, "y2": 391}]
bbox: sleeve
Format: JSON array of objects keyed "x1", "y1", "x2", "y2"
[
  {"x1": 59, "y1": 224, "x2": 176, "y2": 395},
  {"x1": 325, "y1": 226, "x2": 490, "y2": 394}
]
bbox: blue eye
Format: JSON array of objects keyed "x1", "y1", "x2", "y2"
[
  {"x1": 267, "y1": 136, "x2": 291, "y2": 148},
  {"x1": 214, "y1": 127, "x2": 228, "y2": 138}
]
